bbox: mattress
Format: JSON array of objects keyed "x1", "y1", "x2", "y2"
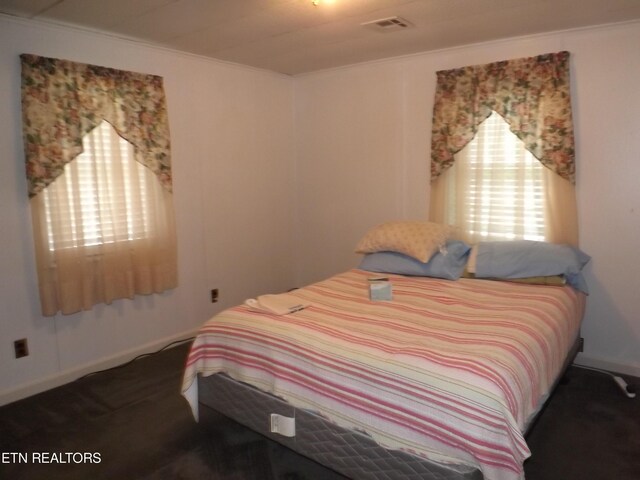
[{"x1": 182, "y1": 269, "x2": 585, "y2": 480}]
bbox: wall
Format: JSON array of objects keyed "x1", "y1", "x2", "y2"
[
  {"x1": 0, "y1": 16, "x2": 295, "y2": 404},
  {"x1": 294, "y1": 21, "x2": 640, "y2": 375},
  {"x1": 2, "y1": 16, "x2": 639, "y2": 405}
]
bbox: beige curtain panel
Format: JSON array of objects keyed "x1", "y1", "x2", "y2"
[{"x1": 20, "y1": 54, "x2": 177, "y2": 316}]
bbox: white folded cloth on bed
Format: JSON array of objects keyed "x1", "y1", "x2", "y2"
[{"x1": 244, "y1": 293, "x2": 310, "y2": 315}]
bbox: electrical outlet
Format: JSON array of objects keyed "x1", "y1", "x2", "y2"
[
  {"x1": 210, "y1": 288, "x2": 219, "y2": 303},
  {"x1": 14, "y1": 339, "x2": 29, "y2": 358}
]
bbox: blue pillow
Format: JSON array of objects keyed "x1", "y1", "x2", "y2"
[
  {"x1": 358, "y1": 240, "x2": 471, "y2": 280},
  {"x1": 474, "y1": 241, "x2": 591, "y2": 293}
]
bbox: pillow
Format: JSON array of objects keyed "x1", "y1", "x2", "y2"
[
  {"x1": 358, "y1": 240, "x2": 471, "y2": 280},
  {"x1": 462, "y1": 270, "x2": 566, "y2": 286},
  {"x1": 474, "y1": 240, "x2": 591, "y2": 293},
  {"x1": 466, "y1": 245, "x2": 479, "y2": 273},
  {"x1": 504, "y1": 276, "x2": 567, "y2": 286},
  {"x1": 355, "y1": 221, "x2": 449, "y2": 262}
]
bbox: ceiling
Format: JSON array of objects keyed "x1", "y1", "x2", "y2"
[{"x1": 2, "y1": 0, "x2": 640, "y2": 75}]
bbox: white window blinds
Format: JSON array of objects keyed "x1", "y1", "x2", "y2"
[
  {"x1": 445, "y1": 111, "x2": 546, "y2": 242},
  {"x1": 42, "y1": 121, "x2": 152, "y2": 250}
]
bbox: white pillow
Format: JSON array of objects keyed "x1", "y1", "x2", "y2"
[
  {"x1": 466, "y1": 244, "x2": 479, "y2": 273},
  {"x1": 355, "y1": 221, "x2": 449, "y2": 263}
]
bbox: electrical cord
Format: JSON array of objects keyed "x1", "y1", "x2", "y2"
[
  {"x1": 573, "y1": 364, "x2": 636, "y2": 398},
  {"x1": 75, "y1": 336, "x2": 195, "y2": 381}
]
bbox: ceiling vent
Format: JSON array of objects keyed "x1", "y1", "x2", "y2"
[{"x1": 361, "y1": 16, "x2": 413, "y2": 32}]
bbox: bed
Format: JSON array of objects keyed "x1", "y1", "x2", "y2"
[{"x1": 182, "y1": 267, "x2": 585, "y2": 480}]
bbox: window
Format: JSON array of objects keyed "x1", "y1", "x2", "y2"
[
  {"x1": 443, "y1": 112, "x2": 547, "y2": 242},
  {"x1": 43, "y1": 121, "x2": 153, "y2": 251},
  {"x1": 429, "y1": 52, "x2": 578, "y2": 246},
  {"x1": 21, "y1": 54, "x2": 177, "y2": 316}
]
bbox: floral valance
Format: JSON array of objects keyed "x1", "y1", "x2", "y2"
[
  {"x1": 430, "y1": 51, "x2": 575, "y2": 184},
  {"x1": 20, "y1": 54, "x2": 172, "y2": 197}
]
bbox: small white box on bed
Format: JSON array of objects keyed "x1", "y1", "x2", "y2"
[{"x1": 368, "y1": 278, "x2": 392, "y2": 301}]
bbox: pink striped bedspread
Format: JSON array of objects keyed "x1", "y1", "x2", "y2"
[{"x1": 182, "y1": 269, "x2": 585, "y2": 480}]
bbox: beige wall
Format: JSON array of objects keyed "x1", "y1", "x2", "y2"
[
  {"x1": 294, "y1": 22, "x2": 640, "y2": 375},
  {"x1": 2, "y1": 15, "x2": 639, "y2": 404}
]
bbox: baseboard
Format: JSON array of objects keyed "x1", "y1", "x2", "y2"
[
  {"x1": 0, "y1": 328, "x2": 199, "y2": 407},
  {"x1": 574, "y1": 352, "x2": 640, "y2": 378},
  {"x1": 3, "y1": 332, "x2": 636, "y2": 407}
]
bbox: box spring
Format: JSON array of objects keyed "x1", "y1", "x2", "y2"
[{"x1": 199, "y1": 372, "x2": 481, "y2": 480}]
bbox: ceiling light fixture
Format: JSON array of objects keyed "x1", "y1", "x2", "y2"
[{"x1": 312, "y1": 0, "x2": 335, "y2": 6}]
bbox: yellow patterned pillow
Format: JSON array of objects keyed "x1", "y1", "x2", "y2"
[{"x1": 355, "y1": 221, "x2": 449, "y2": 263}]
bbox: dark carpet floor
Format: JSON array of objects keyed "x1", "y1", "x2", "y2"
[{"x1": 0, "y1": 342, "x2": 638, "y2": 480}]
